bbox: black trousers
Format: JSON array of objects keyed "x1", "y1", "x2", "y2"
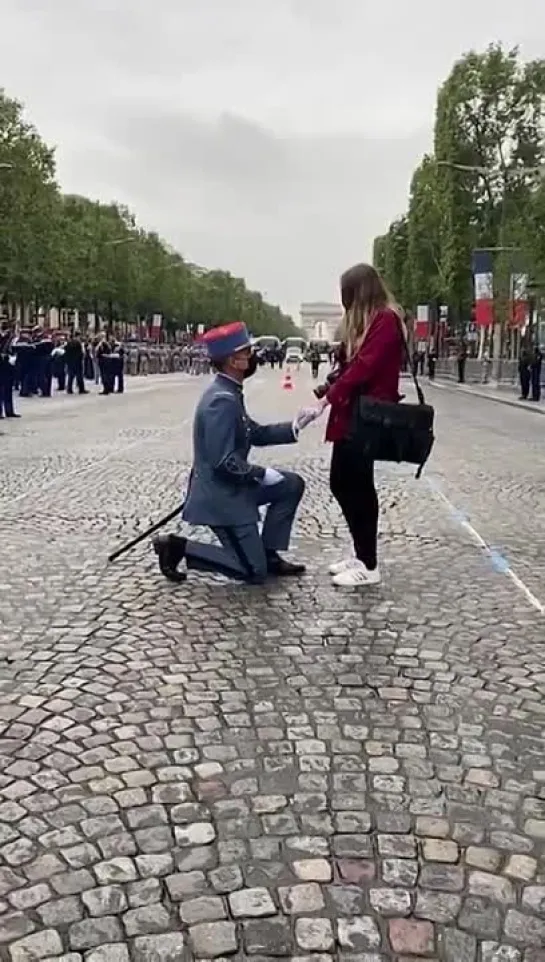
[
  {"x1": 330, "y1": 441, "x2": 378, "y2": 570},
  {"x1": 66, "y1": 363, "x2": 85, "y2": 394}
]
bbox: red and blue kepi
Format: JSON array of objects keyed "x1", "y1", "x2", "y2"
[{"x1": 202, "y1": 322, "x2": 251, "y2": 361}]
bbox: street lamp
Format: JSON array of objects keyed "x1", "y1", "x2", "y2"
[
  {"x1": 437, "y1": 160, "x2": 545, "y2": 180},
  {"x1": 105, "y1": 236, "x2": 136, "y2": 247},
  {"x1": 105, "y1": 237, "x2": 136, "y2": 331}
]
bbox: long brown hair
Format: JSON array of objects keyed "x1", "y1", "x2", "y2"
[{"x1": 339, "y1": 263, "x2": 402, "y2": 358}]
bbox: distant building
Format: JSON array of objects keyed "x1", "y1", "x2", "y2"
[{"x1": 300, "y1": 302, "x2": 343, "y2": 341}]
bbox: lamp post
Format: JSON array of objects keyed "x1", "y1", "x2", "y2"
[{"x1": 105, "y1": 236, "x2": 136, "y2": 333}]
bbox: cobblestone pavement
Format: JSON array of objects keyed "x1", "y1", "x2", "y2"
[{"x1": 0, "y1": 369, "x2": 544, "y2": 962}]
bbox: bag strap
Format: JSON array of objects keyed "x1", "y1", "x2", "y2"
[{"x1": 395, "y1": 312, "x2": 426, "y2": 405}]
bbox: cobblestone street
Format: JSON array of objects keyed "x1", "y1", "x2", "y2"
[{"x1": 1, "y1": 370, "x2": 544, "y2": 962}]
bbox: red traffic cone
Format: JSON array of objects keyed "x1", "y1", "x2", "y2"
[{"x1": 282, "y1": 371, "x2": 293, "y2": 390}]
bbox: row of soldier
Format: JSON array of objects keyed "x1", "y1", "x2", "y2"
[{"x1": 0, "y1": 328, "x2": 212, "y2": 419}]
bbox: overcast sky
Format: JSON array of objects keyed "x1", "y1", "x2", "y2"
[{"x1": 2, "y1": 0, "x2": 544, "y2": 318}]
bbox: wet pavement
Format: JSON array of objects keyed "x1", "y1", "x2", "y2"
[{"x1": 0, "y1": 369, "x2": 544, "y2": 961}]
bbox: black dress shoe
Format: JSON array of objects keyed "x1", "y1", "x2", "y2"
[
  {"x1": 267, "y1": 553, "x2": 306, "y2": 577},
  {"x1": 153, "y1": 533, "x2": 187, "y2": 583},
  {"x1": 6, "y1": 413, "x2": 21, "y2": 418}
]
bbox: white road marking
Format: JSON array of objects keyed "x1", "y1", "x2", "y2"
[{"x1": 427, "y1": 476, "x2": 545, "y2": 614}]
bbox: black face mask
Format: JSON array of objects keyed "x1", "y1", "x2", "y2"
[{"x1": 243, "y1": 351, "x2": 259, "y2": 380}]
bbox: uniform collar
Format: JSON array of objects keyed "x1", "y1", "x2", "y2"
[{"x1": 216, "y1": 372, "x2": 243, "y2": 392}]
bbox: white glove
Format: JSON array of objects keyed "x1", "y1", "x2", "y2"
[
  {"x1": 293, "y1": 406, "x2": 324, "y2": 433},
  {"x1": 263, "y1": 467, "x2": 284, "y2": 486}
]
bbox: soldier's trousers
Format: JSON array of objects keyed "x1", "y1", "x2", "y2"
[{"x1": 184, "y1": 471, "x2": 305, "y2": 582}]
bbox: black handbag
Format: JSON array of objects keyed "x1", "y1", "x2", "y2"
[{"x1": 346, "y1": 317, "x2": 435, "y2": 478}]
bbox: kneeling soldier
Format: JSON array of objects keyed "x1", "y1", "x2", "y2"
[{"x1": 154, "y1": 322, "x2": 312, "y2": 584}]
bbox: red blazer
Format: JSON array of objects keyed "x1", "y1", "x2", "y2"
[{"x1": 325, "y1": 308, "x2": 403, "y2": 443}]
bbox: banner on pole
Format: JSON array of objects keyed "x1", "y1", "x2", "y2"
[
  {"x1": 414, "y1": 304, "x2": 429, "y2": 340},
  {"x1": 509, "y1": 273, "x2": 529, "y2": 327},
  {"x1": 472, "y1": 250, "x2": 494, "y2": 327}
]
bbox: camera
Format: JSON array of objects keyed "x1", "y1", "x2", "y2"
[{"x1": 313, "y1": 369, "x2": 338, "y2": 399}]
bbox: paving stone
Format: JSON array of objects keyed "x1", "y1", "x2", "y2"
[
  {"x1": 295, "y1": 917, "x2": 334, "y2": 952},
  {"x1": 420, "y1": 864, "x2": 464, "y2": 892},
  {"x1": 8, "y1": 929, "x2": 63, "y2": 960},
  {"x1": 337, "y1": 859, "x2": 376, "y2": 883},
  {"x1": 38, "y1": 895, "x2": 83, "y2": 926},
  {"x1": 94, "y1": 858, "x2": 137, "y2": 885},
  {"x1": 278, "y1": 882, "x2": 324, "y2": 914},
  {"x1": 459, "y1": 897, "x2": 501, "y2": 939},
  {"x1": 208, "y1": 865, "x2": 243, "y2": 894},
  {"x1": 82, "y1": 885, "x2": 127, "y2": 916},
  {"x1": 382, "y1": 858, "x2": 419, "y2": 887},
  {"x1": 8, "y1": 883, "x2": 52, "y2": 911},
  {"x1": 42, "y1": 956, "x2": 82, "y2": 962},
  {"x1": 122, "y1": 903, "x2": 171, "y2": 936},
  {"x1": 228, "y1": 887, "x2": 276, "y2": 918},
  {"x1": 179, "y1": 896, "x2": 226, "y2": 924},
  {"x1": 377, "y1": 835, "x2": 416, "y2": 858},
  {"x1": 337, "y1": 916, "x2": 381, "y2": 950},
  {"x1": 468, "y1": 871, "x2": 515, "y2": 904},
  {"x1": 388, "y1": 919, "x2": 435, "y2": 955},
  {"x1": 69, "y1": 916, "x2": 124, "y2": 949},
  {"x1": 127, "y1": 878, "x2": 162, "y2": 908},
  {"x1": 440, "y1": 927, "x2": 477, "y2": 962},
  {"x1": 465, "y1": 847, "x2": 502, "y2": 871},
  {"x1": 85, "y1": 948, "x2": 130, "y2": 962},
  {"x1": 414, "y1": 891, "x2": 462, "y2": 923},
  {"x1": 189, "y1": 921, "x2": 237, "y2": 957},
  {"x1": 521, "y1": 886, "x2": 545, "y2": 913},
  {"x1": 175, "y1": 823, "x2": 216, "y2": 846},
  {"x1": 132, "y1": 933, "x2": 187, "y2": 961},
  {"x1": 481, "y1": 945, "x2": 522, "y2": 962},
  {"x1": 0, "y1": 913, "x2": 35, "y2": 943},
  {"x1": 370, "y1": 888, "x2": 412, "y2": 916},
  {"x1": 422, "y1": 839, "x2": 459, "y2": 863},
  {"x1": 293, "y1": 858, "x2": 331, "y2": 881},
  {"x1": 504, "y1": 855, "x2": 537, "y2": 880}
]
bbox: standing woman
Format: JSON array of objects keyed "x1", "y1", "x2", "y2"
[{"x1": 317, "y1": 263, "x2": 404, "y2": 587}]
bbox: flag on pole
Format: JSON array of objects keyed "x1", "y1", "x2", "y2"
[
  {"x1": 509, "y1": 273, "x2": 528, "y2": 327},
  {"x1": 472, "y1": 251, "x2": 494, "y2": 327},
  {"x1": 414, "y1": 304, "x2": 429, "y2": 340}
]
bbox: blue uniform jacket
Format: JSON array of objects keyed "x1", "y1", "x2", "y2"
[{"x1": 182, "y1": 373, "x2": 297, "y2": 527}]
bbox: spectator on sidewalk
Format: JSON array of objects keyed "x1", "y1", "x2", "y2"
[
  {"x1": 518, "y1": 346, "x2": 532, "y2": 400},
  {"x1": 457, "y1": 340, "x2": 467, "y2": 383},
  {"x1": 530, "y1": 346, "x2": 543, "y2": 403},
  {"x1": 427, "y1": 347, "x2": 437, "y2": 381}
]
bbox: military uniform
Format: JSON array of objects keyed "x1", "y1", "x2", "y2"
[{"x1": 154, "y1": 322, "x2": 306, "y2": 584}]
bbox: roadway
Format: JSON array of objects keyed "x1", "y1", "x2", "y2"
[{"x1": 0, "y1": 368, "x2": 544, "y2": 961}]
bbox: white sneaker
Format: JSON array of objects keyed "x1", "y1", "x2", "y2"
[
  {"x1": 328, "y1": 558, "x2": 357, "y2": 575},
  {"x1": 332, "y1": 561, "x2": 381, "y2": 587}
]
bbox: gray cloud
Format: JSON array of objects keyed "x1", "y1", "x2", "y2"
[{"x1": 1, "y1": 0, "x2": 544, "y2": 316}]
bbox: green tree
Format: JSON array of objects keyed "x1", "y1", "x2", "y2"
[
  {"x1": 0, "y1": 87, "x2": 296, "y2": 338},
  {"x1": 434, "y1": 44, "x2": 545, "y2": 319},
  {"x1": 383, "y1": 216, "x2": 410, "y2": 306},
  {"x1": 0, "y1": 89, "x2": 58, "y2": 318},
  {"x1": 372, "y1": 234, "x2": 388, "y2": 274},
  {"x1": 405, "y1": 155, "x2": 447, "y2": 307}
]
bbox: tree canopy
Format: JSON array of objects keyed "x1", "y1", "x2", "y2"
[
  {"x1": 0, "y1": 89, "x2": 296, "y2": 337},
  {"x1": 372, "y1": 45, "x2": 545, "y2": 327}
]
